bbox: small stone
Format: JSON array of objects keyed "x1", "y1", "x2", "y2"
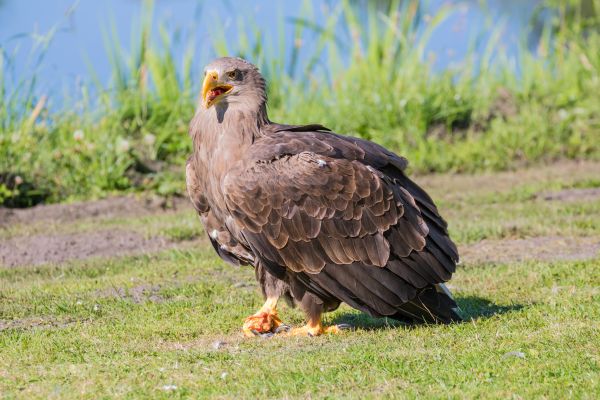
[
  {"x1": 233, "y1": 282, "x2": 254, "y2": 288},
  {"x1": 503, "y1": 351, "x2": 525, "y2": 359},
  {"x1": 143, "y1": 133, "x2": 156, "y2": 145},
  {"x1": 212, "y1": 340, "x2": 226, "y2": 350}
]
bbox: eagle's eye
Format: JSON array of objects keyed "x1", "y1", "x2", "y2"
[{"x1": 226, "y1": 70, "x2": 237, "y2": 79}]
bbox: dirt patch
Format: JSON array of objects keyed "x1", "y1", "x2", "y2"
[
  {"x1": 0, "y1": 195, "x2": 189, "y2": 227},
  {"x1": 538, "y1": 188, "x2": 600, "y2": 202},
  {"x1": 0, "y1": 316, "x2": 85, "y2": 331},
  {"x1": 96, "y1": 284, "x2": 165, "y2": 303},
  {"x1": 460, "y1": 236, "x2": 600, "y2": 265},
  {"x1": 0, "y1": 229, "x2": 197, "y2": 268},
  {"x1": 161, "y1": 336, "x2": 246, "y2": 352},
  {"x1": 418, "y1": 160, "x2": 600, "y2": 202}
]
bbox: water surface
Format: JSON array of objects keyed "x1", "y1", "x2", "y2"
[{"x1": 0, "y1": 0, "x2": 543, "y2": 104}]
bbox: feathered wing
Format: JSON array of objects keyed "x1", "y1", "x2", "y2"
[
  {"x1": 223, "y1": 128, "x2": 461, "y2": 323},
  {"x1": 186, "y1": 157, "x2": 254, "y2": 266}
]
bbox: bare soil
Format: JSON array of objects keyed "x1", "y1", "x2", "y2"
[
  {"x1": 95, "y1": 283, "x2": 166, "y2": 304},
  {"x1": 0, "y1": 229, "x2": 185, "y2": 268},
  {"x1": 538, "y1": 187, "x2": 600, "y2": 202},
  {"x1": 459, "y1": 236, "x2": 600, "y2": 265},
  {"x1": 0, "y1": 316, "x2": 86, "y2": 331},
  {"x1": 0, "y1": 194, "x2": 202, "y2": 268},
  {"x1": 418, "y1": 160, "x2": 600, "y2": 202},
  {"x1": 0, "y1": 195, "x2": 188, "y2": 227}
]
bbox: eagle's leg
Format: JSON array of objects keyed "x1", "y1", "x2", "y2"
[
  {"x1": 285, "y1": 316, "x2": 342, "y2": 337},
  {"x1": 285, "y1": 292, "x2": 347, "y2": 337},
  {"x1": 243, "y1": 263, "x2": 289, "y2": 337},
  {"x1": 242, "y1": 296, "x2": 282, "y2": 337}
]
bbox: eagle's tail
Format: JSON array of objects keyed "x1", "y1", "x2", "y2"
[{"x1": 391, "y1": 283, "x2": 463, "y2": 324}]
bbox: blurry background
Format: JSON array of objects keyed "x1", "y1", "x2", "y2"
[
  {"x1": 0, "y1": 0, "x2": 544, "y2": 95},
  {"x1": 1, "y1": 0, "x2": 598, "y2": 206}
]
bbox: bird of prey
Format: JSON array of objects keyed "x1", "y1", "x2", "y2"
[{"x1": 186, "y1": 57, "x2": 461, "y2": 337}]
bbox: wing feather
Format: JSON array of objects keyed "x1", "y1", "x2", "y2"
[
  {"x1": 223, "y1": 152, "x2": 404, "y2": 272},
  {"x1": 218, "y1": 127, "x2": 459, "y2": 320}
]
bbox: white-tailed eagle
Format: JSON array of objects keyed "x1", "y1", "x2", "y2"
[{"x1": 186, "y1": 57, "x2": 461, "y2": 337}]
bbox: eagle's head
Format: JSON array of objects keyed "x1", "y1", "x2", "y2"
[{"x1": 200, "y1": 57, "x2": 267, "y2": 112}]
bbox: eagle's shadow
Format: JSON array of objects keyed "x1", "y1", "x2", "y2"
[{"x1": 328, "y1": 295, "x2": 524, "y2": 331}]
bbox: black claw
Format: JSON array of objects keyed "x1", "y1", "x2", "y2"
[
  {"x1": 274, "y1": 324, "x2": 291, "y2": 334},
  {"x1": 251, "y1": 329, "x2": 275, "y2": 338}
]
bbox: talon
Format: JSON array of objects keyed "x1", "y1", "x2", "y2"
[
  {"x1": 274, "y1": 324, "x2": 291, "y2": 334},
  {"x1": 285, "y1": 325, "x2": 322, "y2": 337},
  {"x1": 243, "y1": 313, "x2": 281, "y2": 337},
  {"x1": 284, "y1": 323, "x2": 348, "y2": 337},
  {"x1": 242, "y1": 297, "x2": 286, "y2": 337}
]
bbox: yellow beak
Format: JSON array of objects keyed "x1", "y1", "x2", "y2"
[{"x1": 201, "y1": 70, "x2": 233, "y2": 109}]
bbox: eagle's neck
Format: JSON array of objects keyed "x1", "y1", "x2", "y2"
[
  {"x1": 190, "y1": 102, "x2": 269, "y2": 208},
  {"x1": 191, "y1": 102, "x2": 269, "y2": 149}
]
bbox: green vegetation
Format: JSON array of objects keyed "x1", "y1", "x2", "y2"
[
  {"x1": 1, "y1": 163, "x2": 599, "y2": 398},
  {"x1": 1, "y1": 0, "x2": 600, "y2": 207}
]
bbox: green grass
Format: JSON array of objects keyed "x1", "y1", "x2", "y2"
[
  {"x1": 1, "y1": 162, "x2": 599, "y2": 398},
  {"x1": 1, "y1": 252, "x2": 599, "y2": 399},
  {"x1": 1, "y1": 0, "x2": 600, "y2": 206}
]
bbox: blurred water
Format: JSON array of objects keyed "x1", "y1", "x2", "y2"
[{"x1": 0, "y1": 0, "x2": 543, "y2": 104}]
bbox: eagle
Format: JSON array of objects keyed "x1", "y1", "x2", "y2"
[{"x1": 186, "y1": 57, "x2": 461, "y2": 337}]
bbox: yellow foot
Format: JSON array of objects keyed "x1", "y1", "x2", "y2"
[
  {"x1": 285, "y1": 323, "x2": 351, "y2": 337},
  {"x1": 242, "y1": 311, "x2": 282, "y2": 337}
]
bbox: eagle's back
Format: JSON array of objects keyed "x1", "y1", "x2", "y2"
[{"x1": 218, "y1": 124, "x2": 461, "y2": 323}]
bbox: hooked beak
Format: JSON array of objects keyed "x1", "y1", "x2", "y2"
[{"x1": 201, "y1": 70, "x2": 233, "y2": 109}]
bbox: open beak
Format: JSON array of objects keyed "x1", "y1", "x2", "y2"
[{"x1": 201, "y1": 70, "x2": 233, "y2": 109}]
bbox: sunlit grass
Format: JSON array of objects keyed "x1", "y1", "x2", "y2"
[{"x1": 1, "y1": 249, "x2": 598, "y2": 398}]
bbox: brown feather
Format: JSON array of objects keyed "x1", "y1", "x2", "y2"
[{"x1": 188, "y1": 57, "x2": 459, "y2": 325}]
